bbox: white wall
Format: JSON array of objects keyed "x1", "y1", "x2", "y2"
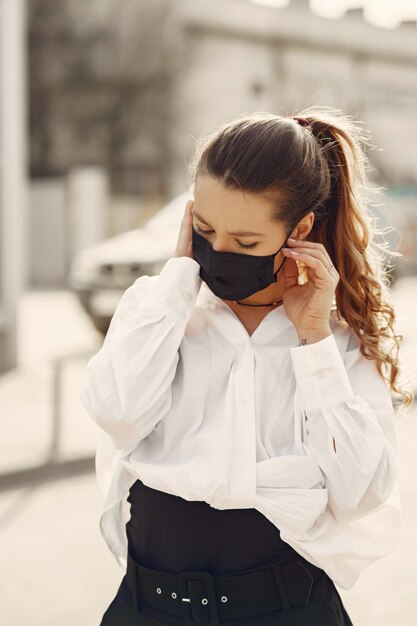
[
  {"x1": 29, "y1": 180, "x2": 67, "y2": 287},
  {"x1": 0, "y1": 0, "x2": 28, "y2": 372}
]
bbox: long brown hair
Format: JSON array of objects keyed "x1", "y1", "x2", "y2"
[{"x1": 187, "y1": 105, "x2": 413, "y2": 411}]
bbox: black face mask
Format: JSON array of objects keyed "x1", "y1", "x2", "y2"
[{"x1": 192, "y1": 225, "x2": 294, "y2": 301}]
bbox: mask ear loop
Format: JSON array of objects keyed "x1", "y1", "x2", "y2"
[{"x1": 273, "y1": 256, "x2": 286, "y2": 280}]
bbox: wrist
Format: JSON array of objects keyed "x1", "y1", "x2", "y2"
[{"x1": 296, "y1": 325, "x2": 332, "y2": 345}]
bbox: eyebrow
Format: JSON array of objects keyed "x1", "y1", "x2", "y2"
[{"x1": 193, "y1": 210, "x2": 266, "y2": 237}]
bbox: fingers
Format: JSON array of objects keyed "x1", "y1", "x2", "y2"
[
  {"x1": 184, "y1": 199, "x2": 194, "y2": 222},
  {"x1": 282, "y1": 255, "x2": 300, "y2": 289},
  {"x1": 283, "y1": 240, "x2": 338, "y2": 277},
  {"x1": 174, "y1": 200, "x2": 195, "y2": 258},
  {"x1": 285, "y1": 239, "x2": 330, "y2": 259},
  {"x1": 183, "y1": 199, "x2": 192, "y2": 216},
  {"x1": 282, "y1": 248, "x2": 338, "y2": 282},
  {"x1": 182, "y1": 200, "x2": 193, "y2": 236},
  {"x1": 180, "y1": 200, "x2": 193, "y2": 235},
  {"x1": 184, "y1": 200, "x2": 194, "y2": 233}
]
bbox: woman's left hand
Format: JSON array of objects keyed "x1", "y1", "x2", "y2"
[{"x1": 281, "y1": 238, "x2": 339, "y2": 332}]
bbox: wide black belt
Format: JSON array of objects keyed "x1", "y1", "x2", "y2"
[{"x1": 125, "y1": 546, "x2": 327, "y2": 626}]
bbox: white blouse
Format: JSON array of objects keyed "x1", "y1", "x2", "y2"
[{"x1": 79, "y1": 256, "x2": 402, "y2": 590}]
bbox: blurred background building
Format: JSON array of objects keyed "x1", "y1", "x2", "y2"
[
  {"x1": 1, "y1": 0, "x2": 416, "y2": 370},
  {"x1": 27, "y1": 0, "x2": 417, "y2": 286}
]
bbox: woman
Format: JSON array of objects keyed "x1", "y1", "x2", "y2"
[{"x1": 80, "y1": 107, "x2": 411, "y2": 625}]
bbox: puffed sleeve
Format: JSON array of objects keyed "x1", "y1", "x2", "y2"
[
  {"x1": 289, "y1": 327, "x2": 399, "y2": 518},
  {"x1": 79, "y1": 256, "x2": 202, "y2": 451}
]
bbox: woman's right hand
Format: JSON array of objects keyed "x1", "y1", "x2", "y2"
[{"x1": 174, "y1": 199, "x2": 195, "y2": 259}]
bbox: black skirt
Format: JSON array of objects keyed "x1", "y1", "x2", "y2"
[{"x1": 99, "y1": 478, "x2": 354, "y2": 626}]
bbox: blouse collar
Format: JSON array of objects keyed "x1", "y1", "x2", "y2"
[{"x1": 195, "y1": 281, "x2": 295, "y2": 346}]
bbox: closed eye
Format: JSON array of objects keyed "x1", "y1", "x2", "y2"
[{"x1": 194, "y1": 224, "x2": 258, "y2": 250}]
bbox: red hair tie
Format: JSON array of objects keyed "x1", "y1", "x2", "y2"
[{"x1": 293, "y1": 116, "x2": 310, "y2": 127}]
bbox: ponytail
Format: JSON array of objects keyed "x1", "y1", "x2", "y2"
[{"x1": 295, "y1": 106, "x2": 413, "y2": 410}]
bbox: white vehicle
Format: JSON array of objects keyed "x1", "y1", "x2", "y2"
[{"x1": 68, "y1": 190, "x2": 193, "y2": 334}]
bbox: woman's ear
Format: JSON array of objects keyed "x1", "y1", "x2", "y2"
[{"x1": 292, "y1": 212, "x2": 315, "y2": 241}]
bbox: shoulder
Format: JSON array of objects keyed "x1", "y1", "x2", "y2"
[
  {"x1": 108, "y1": 274, "x2": 159, "y2": 327},
  {"x1": 132, "y1": 273, "x2": 159, "y2": 290},
  {"x1": 102, "y1": 274, "x2": 162, "y2": 345},
  {"x1": 121, "y1": 273, "x2": 159, "y2": 302}
]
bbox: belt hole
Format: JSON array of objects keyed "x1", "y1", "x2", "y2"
[
  {"x1": 171, "y1": 592, "x2": 177, "y2": 599},
  {"x1": 156, "y1": 587, "x2": 162, "y2": 594},
  {"x1": 221, "y1": 596, "x2": 228, "y2": 603},
  {"x1": 202, "y1": 598, "x2": 208, "y2": 605}
]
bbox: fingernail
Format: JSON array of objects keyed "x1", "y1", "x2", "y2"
[{"x1": 287, "y1": 237, "x2": 296, "y2": 242}]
